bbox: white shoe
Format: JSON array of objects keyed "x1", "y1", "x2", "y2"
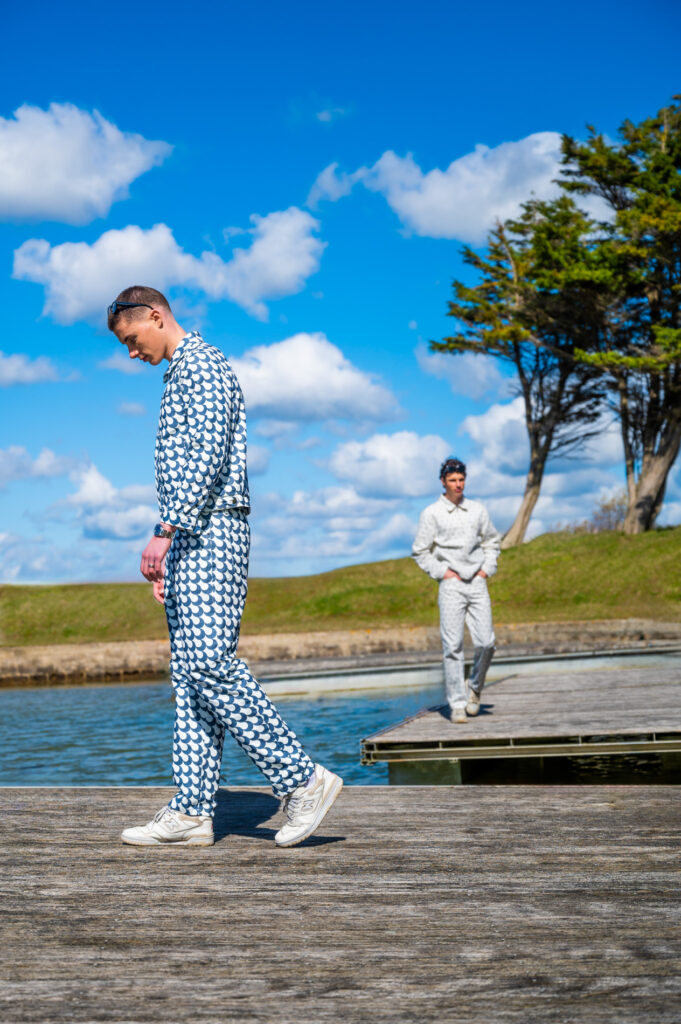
[
  {"x1": 121, "y1": 806, "x2": 214, "y2": 847},
  {"x1": 275, "y1": 764, "x2": 343, "y2": 848},
  {"x1": 452, "y1": 706, "x2": 467, "y2": 724},
  {"x1": 466, "y1": 690, "x2": 481, "y2": 716}
]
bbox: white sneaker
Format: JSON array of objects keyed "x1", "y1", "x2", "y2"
[
  {"x1": 466, "y1": 690, "x2": 481, "y2": 716},
  {"x1": 452, "y1": 706, "x2": 467, "y2": 724},
  {"x1": 121, "y1": 806, "x2": 214, "y2": 847},
  {"x1": 275, "y1": 764, "x2": 343, "y2": 848}
]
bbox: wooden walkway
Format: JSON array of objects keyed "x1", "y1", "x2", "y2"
[
  {"x1": 362, "y1": 661, "x2": 681, "y2": 772},
  {"x1": 2, "y1": 785, "x2": 681, "y2": 1023}
]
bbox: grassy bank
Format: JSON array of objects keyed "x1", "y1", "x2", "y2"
[{"x1": 1, "y1": 527, "x2": 680, "y2": 647}]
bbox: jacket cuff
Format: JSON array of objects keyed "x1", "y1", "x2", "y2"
[
  {"x1": 159, "y1": 506, "x2": 200, "y2": 535},
  {"x1": 481, "y1": 562, "x2": 497, "y2": 578}
]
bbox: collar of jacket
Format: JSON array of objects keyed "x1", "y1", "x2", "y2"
[
  {"x1": 439, "y1": 494, "x2": 469, "y2": 512},
  {"x1": 163, "y1": 331, "x2": 203, "y2": 382}
]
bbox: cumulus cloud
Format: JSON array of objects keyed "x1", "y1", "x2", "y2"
[
  {"x1": 0, "y1": 446, "x2": 76, "y2": 489},
  {"x1": 63, "y1": 464, "x2": 157, "y2": 540},
  {"x1": 0, "y1": 103, "x2": 171, "y2": 224},
  {"x1": 461, "y1": 397, "x2": 529, "y2": 475},
  {"x1": 0, "y1": 350, "x2": 60, "y2": 386},
  {"x1": 329, "y1": 431, "x2": 451, "y2": 497},
  {"x1": 250, "y1": 483, "x2": 415, "y2": 573},
  {"x1": 309, "y1": 133, "x2": 568, "y2": 243},
  {"x1": 231, "y1": 332, "x2": 399, "y2": 422},
  {"x1": 416, "y1": 344, "x2": 508, "y2": 401},
  {"x1": 13, "y1": 208, "x2": 324, "y2": 324}
]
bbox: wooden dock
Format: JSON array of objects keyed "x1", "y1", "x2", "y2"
[
  {"x1": 2, "y1": 785, "x2": 681, "y2": 1022},
  {"x1": 361, "y1": 660, "x2": 681, "y2": 781}
]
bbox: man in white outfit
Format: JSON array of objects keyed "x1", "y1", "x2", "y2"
[{"x1": 412, "y1": 457, "x2": 501, "y2": 724}]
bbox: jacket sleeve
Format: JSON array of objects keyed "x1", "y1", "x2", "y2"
[
  {"x1": 411, "y1": 508, "x2": 447, "y2": 580},
  {"x1": 479, "y1": 508, "x2": 502, "y2": 578},
  {"x1": 158, "y1": 355, "x2": 230, "y2": 534}
]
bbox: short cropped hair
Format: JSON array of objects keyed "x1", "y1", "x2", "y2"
[
  {"x1": 107, "y1": 285, "x2": 171, "y2": 331},
  {"x1": 440, "y1": 456, "x2": 467, "y2": 479}
]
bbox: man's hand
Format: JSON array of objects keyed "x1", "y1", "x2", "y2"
[
  {"x1": 443, "y1": 568, "x2": 461, "y2": 580},
  {"x1": 476, "y1": 570, "x2": 488, "y2": 578},
  {"x1": 140, "y1": 536, "x2": 172, "y2": 581},
  {"x1": 152, "y1": 578, "x2": 165, "y2": 605}
]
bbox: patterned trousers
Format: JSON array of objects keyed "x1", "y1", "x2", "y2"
[
  {"x1": 438, "y1": 575, "x2": 496, "y2": 709},
  {"x1": 163, "y1": 510, "x2": 314, "y2": 816}
]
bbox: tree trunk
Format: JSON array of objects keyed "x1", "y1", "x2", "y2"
[
  {"x1": 502, "y1": 466, "x2": 545, "y2": 548},
  {"x1": 616, "y1": 372, "x2": 637, "y2": 506},
  {"x1": 622, "y1": 425, "x2": 681, "y2": 533}
]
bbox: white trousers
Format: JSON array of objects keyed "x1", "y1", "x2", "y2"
[{"x1": 438, "y1": 576, "x2": 496, "y2": 709}]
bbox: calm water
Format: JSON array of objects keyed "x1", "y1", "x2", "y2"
[{"x1": 0, "y1": 678, "x2": 443, "y2": 787}]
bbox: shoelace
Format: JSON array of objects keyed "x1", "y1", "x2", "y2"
[
  {"x1": 283, "y1": 792, "x2": 315, "y2": 822},
  {"x1": 153, "y1": 807, "x2": 179, "y2": 826}
]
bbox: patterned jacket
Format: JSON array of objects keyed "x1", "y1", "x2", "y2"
[
  {"x1": 155, "y1": 332, "x2": 250, "y2": 533},
  {"x1": 412, "y1": 494, "x2": 501, "y2": 581}
]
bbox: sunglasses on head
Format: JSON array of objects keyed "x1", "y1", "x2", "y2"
[{"x1": 107, "y1": 301, "x2": 153, "y2": 317}]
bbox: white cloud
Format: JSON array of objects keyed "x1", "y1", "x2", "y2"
[
  {"x1": 63, "y1": 464, "x2": 157, "y2": 540},
  {"x1": 250, "y1": 484, "x2": 414, "y2": 573},
  {"x1": 66, "y1": 464, "x2": 118, "y2": 508},
  {"x1": 219, "y1": 208, "x2": 325, "y2": 319},
  {"x1": 461, "y1": 397, "x2": 529, "y2": 474},
  {"x1": 307, "y1": 162, "x2": 365, "y2": 207},
  {"x1": 231, "y1": 332, "x2": 399, "y2": 421},
  {"x1": 80, "y1": 504, "x2": 158, "y2": 541},
  {"x1": 0, "y1": 103, "x2": 171, "y2": 224},
  {"x1": 310, "y1": 133, "x2": 567, "y2": 243},
  {"x1": 117, "y1": 401, "x2": 147, "y2": 417},
  {"x1": 0, "y1": 446, "x2": 75, "y2": 489},
  {"x1": 329, "y1": 431, "x2": 451, "y2": 497},
  {"x1": 0, "y1": 350, "x2": 60, "y2": 386},
  {"x1": 13, "y1": 208, "x2": 324, "y2": 324},
  {"x1": 100, "y1": 351, "x2": 144, "y2": 375},
  {"x1": 416, "y1": 344, "x2": 508, "y2": 401}
]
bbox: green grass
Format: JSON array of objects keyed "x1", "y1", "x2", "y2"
[{"x1": 2, "y1": 528, "x2": 680, "y2": 647}]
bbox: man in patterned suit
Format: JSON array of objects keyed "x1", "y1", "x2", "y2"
[
  {"x1": 412, "y1": 457, "x2": 501, "y2": 724},
  {"x1": 107, "y1": 286, "x2": 342, "y2": 847}
]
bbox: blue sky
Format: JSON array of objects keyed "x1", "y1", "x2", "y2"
[{"x1": 2, "y1": 0, "x2": 681, "y2": 582}]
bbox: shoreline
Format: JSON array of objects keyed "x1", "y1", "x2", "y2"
[{"x1": 1, "y1": 617, "x2": 681, "y2": 687}]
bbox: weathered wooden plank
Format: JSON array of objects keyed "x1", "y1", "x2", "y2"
[
  {"x1": 1, "y1": 786, "x2": 681, "y2": 1023},
  {"x1": 364, "y1": 665, "x2": 681, "y2": 753}
]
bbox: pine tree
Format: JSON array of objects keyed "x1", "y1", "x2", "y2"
[
  {"x1": 432, "y1": 196, "x2": 605, "y2": 547},
  {"x1": 562, "y1": 97, "x2": 681, "y2": 532}
]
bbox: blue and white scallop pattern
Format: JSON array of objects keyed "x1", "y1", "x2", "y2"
[
  {"x1": 156, "y1": 334, "x2": 314, "y2": 815},
  {"x1": 155, "y1": 331, "x2": 250, "y2": 532}
]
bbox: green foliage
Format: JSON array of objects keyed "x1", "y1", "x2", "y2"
[
  {"x1": 2, "y1": 528, "x2": 680, "y2": 646},
  {"x1": 562, "y1": 97, "x2": 681, "y2": 531}
]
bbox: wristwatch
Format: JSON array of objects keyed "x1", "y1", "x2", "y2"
[{"x1": 153, "y1": 523, "x2": 176, "y2": 539}]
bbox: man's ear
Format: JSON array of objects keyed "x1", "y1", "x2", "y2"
[{"x1": 150, "y1": 308, "x2": 164, "y2": 329}]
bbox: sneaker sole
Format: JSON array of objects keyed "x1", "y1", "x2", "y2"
[
  {"x1": 275, "y1": 776, "x2": 343, "y2": 848},
  {"x1": 121, "y1": 834, "x2": 214, "y2": 847}
]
